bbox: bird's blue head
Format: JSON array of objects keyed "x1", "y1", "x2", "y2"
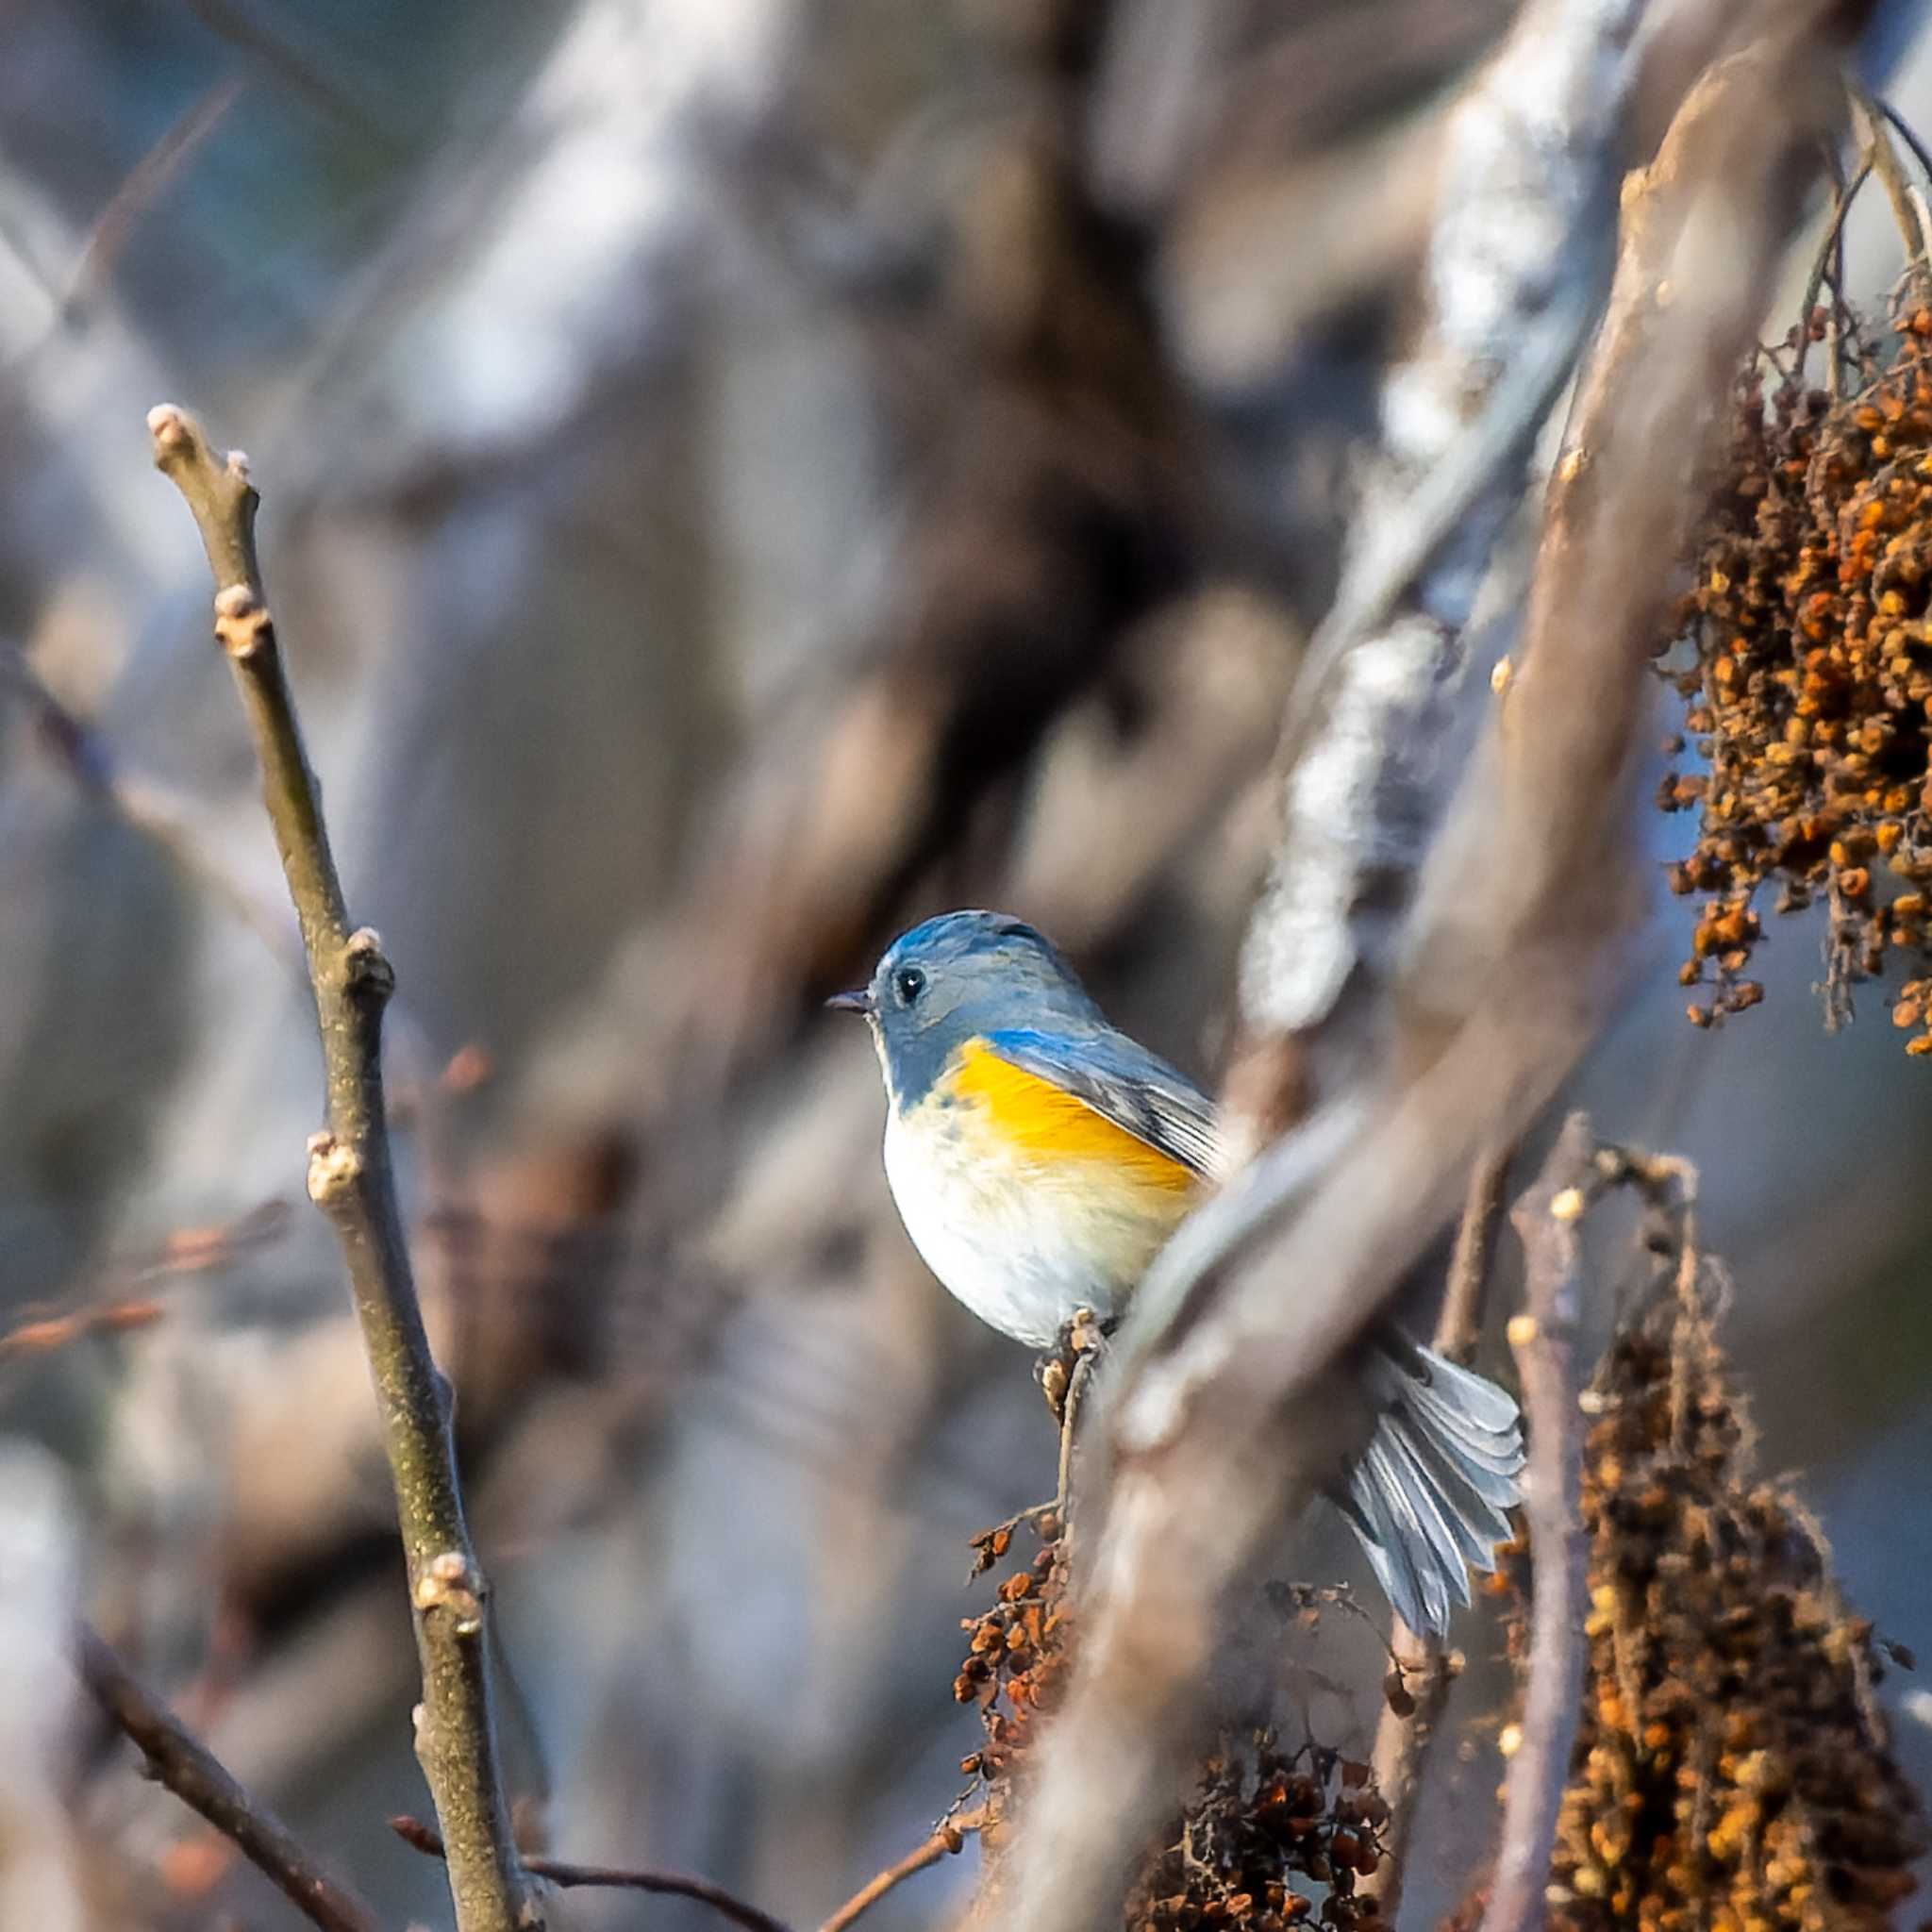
[{"x1": 827, "y1": 909, "x2": 1104, "y2": 1109}]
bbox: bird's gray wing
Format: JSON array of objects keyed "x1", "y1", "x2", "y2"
[{"x1": 978, "y1": 1026, "x2": 1224, "y2": 1179}]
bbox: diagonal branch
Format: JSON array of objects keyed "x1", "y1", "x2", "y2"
[
  {"x1": 0, "y1": 638, "x2": 306, "y2": 978},
  {"x1": 146, "y1": 403, "x2": 538, "y2": 1932},
  {"x1": 817, "y1": 1806, "x2": 984, "y2": 1932},
  {"x1": 1226, "y1": 0, "x2": 1647, "y2": 1151},
  {"x1": 78, "y1": 1623, "x2": 378, "y2": 1932}
]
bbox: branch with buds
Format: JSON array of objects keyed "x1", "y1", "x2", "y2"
[{"x1": 147, "y1": 403, "x2": 537, "y2": 1932}]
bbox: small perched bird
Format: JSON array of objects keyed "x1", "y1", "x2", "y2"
[{"x1": 829, "y1": 908, "x2": 1523, "y2": 1637}]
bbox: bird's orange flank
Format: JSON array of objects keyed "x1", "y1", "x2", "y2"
[{"x1": 946, "y1": 1038, "x2": 1199, "y2": 1191}]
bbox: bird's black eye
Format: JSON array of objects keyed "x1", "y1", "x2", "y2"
[{"x1": 893, "y1": 967, "x2": 926, "y2": 1007}]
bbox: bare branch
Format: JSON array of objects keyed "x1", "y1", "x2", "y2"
[
  {"x1": 0, "y1": 639, "x2": 306, "y2": 979},
  {"x1": 1851, "y1": 86, "x2": 1932, "y2": 277},
  {"x1": 394, "y1": 1815, "x2": 798, "y2": 1932},
  {"x1": 1440, "y1": 1139, "x2": 1512, "y2": 1368},
  {"x1": 1359, "y1": 1137, "x2": 1512, "y2": 1918},
  {"x1": 61, "y1": 79, "x2": 245, "y2": 318},
  {"x1": 393, "y1": 1799, "x2": 983, "y2": 1932},
  {"x1": 0, "y1": 1200, "x2": 286, "y2": 1404},
  {"x1": 78, "y1": 1624, "x2": 378, "y2": 1932},
  {"x1": 146, "y1": 402, "x2": 538, "y2": 1932},
  {"x1": 1360, "y1": 1623, "x2": 1453, "y2": 1924},
  {"x1": 1127, "y1": 21, "x2": 1840, "y2": 1430},
  {"x1": 1481, "y1": 1115, "x2": 1595, "y2": 1932},
  {"x1": 818, "y1": 1807, "x2": 985, "y2": 1932},
  {"x1": 0, "y1": 1297, "x2": 163, "y2": 1362}
]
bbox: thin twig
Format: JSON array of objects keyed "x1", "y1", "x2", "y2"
[
  {"x1": 1852, "y1": 87, "x2": 1932, "y2": 280},
  {"x1": 146, "y1": 403, "x2": 537, "y2": 1932},
  {"x1": 78, "y1": 1624, "x2": 378, "y2": 1932},
  {"x1": 1359, "y1": 1137, "x2": 1512, "y2": 1917},
  {"x1": 0, "y1": 1200, "x2": 289, "y2": 1404},
  {"x1": 398, "y1": 1805, "x2": 985, "y2": 1932},
  {"x1": 0, "y1": 638, "x2": 450, "y2": 1112},
  {"x1": 1049, "y1": 1309, "x2": 1108, "y2": 1532},
  {"x1": 61, "y1": 78, "x2": 246, "y2": 318},
  {"x1": 1805, "y1": 126, "x2": 1875, "y2": 403},
  {"x1": 0, "y1": 640, "x2": 306, "y2": 980},
  {"x1": 1877, "y1": 96, "x2": 1932, "y2": 193},
  {"x1": 1439, "y1": 1138, "x2": 1511, "y2": 1369},
  {"x1": 1796, "y1": 154, "x2": 1872, "y2": 387},
  {"x1": 818, "y1": 1807, "x2": 986, "y2": 1932},
  {"x1": 1359, "y1": 1619, "x2": 1451, "y2": 1923},
  {"x1": 0, "y1": 1297, "x2": 164, "y2": 1362},
  {"x1": 394, "y1": 1816, "x2": 797, "y2": 1932},
  {"x1": 1480, "y1": 1114, "x2": 1595, "y2": 1932}
]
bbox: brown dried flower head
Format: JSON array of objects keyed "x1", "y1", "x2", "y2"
[
  {"x1": 1660, "y1": 293, "x2": 1932, "y2": 1051},
  {"x1": 958, "y1": 1519, "x2": 1391, "y2": 1929},
  {"x1": 1548, "y1": 1245, "x2": 1924, "y2": 1930},
  {"x1": 957, "y1": 1516, "x2": 1074, "y2": 1872},
  {"x1": 1126, "y1": 1734, "x2": 1391, "y2": 1932}
]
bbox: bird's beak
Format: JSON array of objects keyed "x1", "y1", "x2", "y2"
[{"x1": 824, "y1": 987, "x2": 874, "y2": 1016}]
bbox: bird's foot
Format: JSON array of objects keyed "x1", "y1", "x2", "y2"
[{"x1": 1035, "y1": 1306, "x2": 1110, "y2": 1424}]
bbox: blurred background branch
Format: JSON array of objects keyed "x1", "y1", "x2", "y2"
[
  {"x1": 77, "y1": 1622, "x2": 378, "y2": 1932},
  {"x1": 394, "y1": 1812, "x2": 798, "y2": 1932}
]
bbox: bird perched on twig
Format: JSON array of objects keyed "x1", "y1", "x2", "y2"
[{"x1": 829, "y1": 908, "x2": 1523, "y2": 1637}]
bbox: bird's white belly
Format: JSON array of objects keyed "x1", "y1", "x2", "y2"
[{"x1": 882, "y1": 1101, "x2": 1190, "y2": 1348}]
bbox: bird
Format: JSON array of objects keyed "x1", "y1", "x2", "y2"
[{"x1": 828, "y1": 908, "x2": 1524, "y2": 1637}]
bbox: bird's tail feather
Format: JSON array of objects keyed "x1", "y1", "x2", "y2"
[{"x1": 1336, "y1": 1344, "x2": 1524, "y2": 1638}]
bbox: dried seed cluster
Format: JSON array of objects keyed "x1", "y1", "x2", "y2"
[
  {"x1": 956, "y1": 1518, "x2": 1073, "y2": 1860},
  {"x1": 957, "y1": 1531, "x2": 1391, "y2": 1929},
  {"x1": 1127, "y1": 1735, "x2": 1391, "y2": 1932},
  {"x1": 1660, "y1": 304, "x2": 1932, "y2": 1047},
  {"x1": 1549, "y1": 1264, "x2": 1924, "y2": 1931}
]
